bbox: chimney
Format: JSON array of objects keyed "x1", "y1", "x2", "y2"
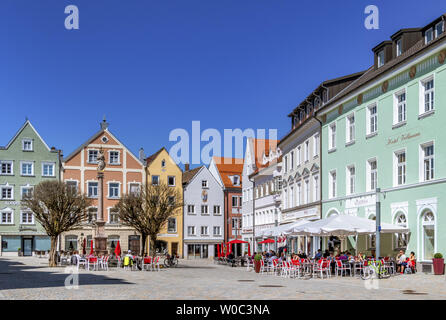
[
  {"x1": 100, "y1": 116, "x2": 109, "y2": 130},
  {"x1": 139, "y1": 148, "x2": 145, "y2": 162},
  {"x1": 185, "y1": 163, "x2": 190, "y2": 171}
]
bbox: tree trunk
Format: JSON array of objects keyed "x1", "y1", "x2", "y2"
[
  {"x1": 141, "y1": 233, "x2": 148, "y2": 256},
  {"x1": 49, "y1": 236, "x2": 58, "y2": 267},
  {"x1": 150, "y1": 235, "x2": 157, "y2": 259}
]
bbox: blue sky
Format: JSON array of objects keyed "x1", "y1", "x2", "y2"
[{"x1": 1, "y1": 0, "x2": 445, "y2": 167}]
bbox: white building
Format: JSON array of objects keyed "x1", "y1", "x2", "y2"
[{"x1": 182, "y1": 165, "x2": 224, "y2": 259}]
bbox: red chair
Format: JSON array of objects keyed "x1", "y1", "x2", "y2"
[
  {"x1": 335, "y1": 260, "x2": 352, "y2": 277},
  {"x1": 142, "y1": 257, "x2": 152, "y2": 271},
  {"x1": 313, "y1": 259, "x2": 330, "y2": 278}
]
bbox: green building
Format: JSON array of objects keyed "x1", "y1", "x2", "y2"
[
  {"x1": 317, "y1": 14, "x2": 446, "y2": 271},
  {"x1": 0, "y1": 120, "x2": 61, "y2": 256}
]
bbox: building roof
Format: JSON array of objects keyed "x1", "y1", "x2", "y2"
[
  {"x1": 213, "y1": 157, "x2": 244, "y2": 189},
  {"x1": 182, "y1": 166, "x2": 204, "y2": 185},
  {"x1": 145, "y1": 147, "x2": 166, "y2": 167},
  {"x1": 249, "y1": 138, "x2": 281, "y2": 176}
]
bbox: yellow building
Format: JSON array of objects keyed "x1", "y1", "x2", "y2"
[{"x1": 145, "y1": 147, "x2": 183, "y2": 257}]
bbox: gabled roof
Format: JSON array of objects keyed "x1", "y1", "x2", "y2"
[
  {"x1": 63, "y1": 121, "x2": 143, "y2": 166},
  {"x1": 213, "y1": 157, "x2": 244, "y2": 189},
  {"x1": 1, "y1": 120, "x2": 54, "y2": 152},
  {"x1": 146, "y1": 147, "x2": 166, "y2": 167},
  {"x1": 252, "y1": 138, "x2": 280, "y2": 171},
  {"x1": 182, "y1": 166, "x2": 204, "y2": 185}
]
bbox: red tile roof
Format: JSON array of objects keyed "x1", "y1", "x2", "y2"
[{"x1": 213, "y1": 157, "x2": 243, "y2": 189}]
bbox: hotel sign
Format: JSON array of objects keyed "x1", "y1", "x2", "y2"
[
  {"x1": 346, "y1": 195, "x2": 376, "y2": 209},
  {"x1": 386, "y1": 131, "x2": 421, "y2": 146}
]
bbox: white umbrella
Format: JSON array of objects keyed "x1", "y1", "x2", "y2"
[
  {"x1": 289, "y1": 214, "x2": 408, "y2": 236},
  {"x1": 258, "y1": 220, "x2": 310, "y2": 237}
]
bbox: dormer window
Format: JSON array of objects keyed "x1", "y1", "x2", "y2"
[
  {"x1": 425, "y1": 27, "x2": 434, "y2": 44},
  {"x1": 22, "y1": 139, "x2": 33, "y2": 151},
  {"x1": 233, "y1": 175, "x2": 240, "y2": 186},
  {"x1": 396, "y1": 38, "x2": 402, "y2": 57},
  {"x1": 435, "y1": 21, "x2": 444, "y2": 38},
  {"x1": 377, "y1": 50, "x2": 385, "y2": 67}
]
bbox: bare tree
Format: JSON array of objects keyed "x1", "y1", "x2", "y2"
[
  {"x1": 22, "y1": 180, "x2": 92, "y2": 267},
  {"x1": 114, "y1": 183, "x2": 183, "y2": 256}
]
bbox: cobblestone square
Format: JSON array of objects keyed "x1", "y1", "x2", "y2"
[{"x1": 1, "y1": 257, "x2": 445, "y2": 300}]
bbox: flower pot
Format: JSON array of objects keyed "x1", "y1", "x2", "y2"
[
  {"x1": 254, "y1": 260, "x2": 261, "y2": 273},
  {"x1": 432, "y1": 258, "x2": 444, "y2": 275}
]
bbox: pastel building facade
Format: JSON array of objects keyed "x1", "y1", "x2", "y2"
[
  {"x1": 61, "y1": 120, "x2": 145, "y2": 254},
  {"x1": 0, "y1": 121, "x2": 61, "y2": 256}
]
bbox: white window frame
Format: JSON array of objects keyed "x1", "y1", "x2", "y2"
[
  {"x1": 346, "y1": 165, "x2": 356, "y2": 195},
  {"x1": 313, "y1": 175, "x2": 319, "y2": 202},
  {"x1": 425, "y1": 27, "x2": 434, "y2": 44},
  {"x1": 0, "y1": 209, "x2": 14, "y2": 224},
  {"x1": 167, "y1": 176, "x2": 176, "y2": 187},
  {"x1": 346, "y1": 113, "x2": 355, "y2": 143},
  {"x1": 187, "y1": 205, "x2": 195, "y2": 215},
  {"x1": 377, "y1": 50, "x2": 385, "y2": 67},
  {"x1": 0, "y1": 160, "x2": 13, "y2": 175},
  {"x1": 328, "y1": 122, "x2": 336, "y2": 151},
  {"x1": 108, "y1": 182, "x2": 120, "y2": 199},
  {"x1": 151, "y1": 175, "x2": 160, "y2": 185},
  {"x1": 435, "y1": 21, "x2": 444, "y2": 38},
  {"x1": 213, "y1": 226, "x2": 221, "y2": 236},
  {"x1": 108, "y1": 208, "x2": 120, "y2": 224},
  {"x1": 128, "y1": 182, "x2": 141, "y2": 195},
  {"x1": 367, "y1": 103, "x2": 378, "y2": 136},
  {"x1": 21, "y1": 185, "x2": 34, "y2": 199},
  {"x1": 393, "y1": 89, "x2": 407, "y2": 125},
  {"x1": 87, "y1": 149, "x2": 99, "y2": 164},
  {"x1": 329, "y1": 170, "x2": 337, "y2": 199},
  {"x1": 366, "y1": 158, "x2": 378, "y2": 192},
  {"x1": 42, "y1": 162, "x2": 56, "y2": 177},
  {"x1": 297, "y1": 146, "x2": 302, "y2": 166},
  {"x1": 419, "y1": 142, "x2": 434, "y2": 182},
  {"x1": 296, "y1": 182, "x2": 302, "y2": 206},
  {"x1": 20, "y1": 161, "x2": 34, "y2": 176},
  {"x1": 66, "y1": 180, "x2": 79, "y2": 193},
  {"x1": 304, "y1": 179, "x2": 309, "y2": 204},
  {"x1": 202, "y1": 180, "x2": 208, "y2": 188},
  {"x1": 167, "y1": 217, "x2": 177, "y2": 233},
  {"x1": 304, "y1": 140, "x2": 309, "y2": 162},
  {"x1": 290, "y1": 151, "x2": 294, "y2": 170},
  {"x1": 201, "y1": 205, "x2": 209, "y2": 215},
  {"x1": 1, "y1": 185, "x2": 14, "y2": 200},
  {"x1": 200, "y1": 226, "x2": 209, "y2": 236},
  {"x1": 87, "y1": 181, "x2": 99, "y2": 198},
  {"x1": 22, "y1": 139, "x2": 33, "y2": 151},
  {"x1": 188, "y1": 226, "x2": 196, "y2": 236},
  {"x1": 396, "y1": 38, "x2": 402, "y2": 57},
  {"x1": 393, "y1": 149, "x2": 407, "y2": 187},
  {"x1": 313, "y1": 134, "x2": 319, "y2": 158},
  {"x1": 20, "y1": 211, "x2": 34, "y2": 225},
  {"x1": 419, "y1": 75, "x2": 435, "y2": 115},
  {"x1": 108, "y1": 150, "x2": 120, "y2": 165},
  {"x1": 213, "y1": 205, "x2": 221, "y2": 215}
]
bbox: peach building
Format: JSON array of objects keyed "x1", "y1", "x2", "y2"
[{"x1": 61, "y1": 119, "x2": 145, "y2": 254}]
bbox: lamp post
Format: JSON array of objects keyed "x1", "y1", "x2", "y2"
[
  {"x1": 375, "y1": 187, "x2": 382, "y2": 259},
  {"x1": 94, "y1": 148, "x2": 107, "y2": 255}
]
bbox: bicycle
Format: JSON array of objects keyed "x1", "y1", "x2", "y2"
[
  {"x1": 163, "y1": 253, "x2": 179, "y2": 268},
  {"x1": 360, "y1": 260, "x2": 391, "y2": 280}
]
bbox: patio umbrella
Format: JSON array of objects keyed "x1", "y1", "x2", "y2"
[
  {"x1": 217, "y1": 244, "x2": 221, "y2": 258},
  {"x1": 247, "y1": 243, "x2": 251, "y2": 256},
  {"x1": 114, "y1": 240, "x2": 121, "y2": 257},
  {"x1": 89, "y1": 239, "x2": 94, "y2": 255},
  {"x1": 258, "y1": 238, "x2": 275, "y2": 244},
  {"x1": 82, "y1": 238, "x2": 86, "y2": 255}
]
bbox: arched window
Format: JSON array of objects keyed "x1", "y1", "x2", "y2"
[
  {"x1": 393, "y1": 212, "x2": 407, "y2": 249},
  {"x1": 421, "y1": 210, "x2": 435, "y2": 260},
  {"x1": 327, "y1": 210, "x2": 339, "y2": 218}
]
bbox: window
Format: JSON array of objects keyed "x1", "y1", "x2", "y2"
[
  {"x1": 168, "y1": 196, "x2": 175, "y2": 206},
  {"x1": 304, "y1": 179, "x2": 309, "y2": 204},
  {"x1": 21, "y1": 186, "x2": 33, "y2": 199},
  {"x1": 289, "y1": 186, "x2": 294, "y2": 208},
  {"x1": 329, "y1": 123, "x2": 336, "y2": 150},
  {"x1": 367, "y1": 159, "x2": 377, "y2": 191},
  {"x1": 168, "y1": 176, "x2": 176, "y2": 186},
  {"x1": 232, "y1": 196, "x2": 238, "y2": 207},
  {"x1": 313, "y1": 175, "x2": 319, "y2": 202},
  {"x1": 394, "y1": 213, "x2": 408, "y2": 249},
  {"x1": 187, "y1": 205, "x2": 195, "y2": 214},
  {"x1": 22, "y1": 139, "x2": 33, "y2": 151},
  {"x1": 232, "y1": 175, "x2": 240, "y2": 186},
  {"x1": 200, "y1": 226, "x2": 209, "y2": 236},
  {"x1": 421, "y1": 210, "x2": 435, "y2": 261},
  {"x1": 304, "y1": 141, "x2": 309, "y2": 162},
  {"x1": 42, "y1": 162, "x2": 55, "y2": 177},
  {"x1": 21, "y1": 161, "x2": 33, "y2": 176},
  {"x1": 108, "y1": 183, "x2": 119, "y2": 198},
  {"x1": 188, "y1": 226, "x2": 196, "y2": 236},
  {"x1": 66, "y1": 181, "x2": 78, "y2": 193},
  {"x1": 377, "y1": 50, "x2": 385, "y2": 67},
  {"x1": 367, "y1": 104, "x2": 378, "y2": 135},
  {"x1": 297, "y1": 146, "x2": 301, "y2": 166},
  {"x1": 346, "y1": 113, "x2": 355, "y2": 143},
  {"x1": 213, "y1": 226, "x2": 221, "y2": 236},
  {"x1": 107, "y1": 235, "x2": 119, "y2": 250},
  {"x1": 1, "y1": 210, "x2": 13, "y2": 224},
  {"x1": 88, "y1": 208, "x2": 97, "y2": 223},
  {"x1": 1, "y1": 186, "x2": 13, "y2": 200},
  {"x1": 201, "y1": 205, "x2": 209, "y2": 215},
  {"x1": 129, "y1": 183, "x2": 140, "y2": 195},
  {"x1": 329, "y1": 171, "x2": 336, "y2": 199},
  {"x1": 435, "y1": 21, "x2": 444, "y2": 38},
  {"x1": 296, "y1": 183, "x2": 302, "y2": 206},
  {"x1": 346, "y1": 165, "x2": 356, "y2": 195},
  {"x1": 394, "y1": 91, "x2": 406, "y2": 124},
  {"x1": 65, "y1": 235, "x2": 78, "y2": 251},
  {"x1": 202, "y1": 180, "x2": 208, "y2": 188},
  {"x1": 213, "y1": 205, "x2": 221, "y2": 215},
  {"x1": 396, "y1": 38, "x2": 402, "y2": 57},
  {"x1": 167, "y1": 218, "x2": 176, "y2": 233},
  {"x1": 425, "y1": 27, "x2": 434, "y2": 44},
  {"x1": 395, "y1": 151, "x2": 406, "y2": 186},
  {"x1": 109, "y1": 151, "x2": 120, "y2": 164},
  {"x1": 109, "y1": 209, "x2": 119, "y2": 224},
  {"x1": 151, "y1": 175, "x2": 159, "y2": 185},
  {"x1": 88, "y1": 182, "x2": 98, "y2": 198},
  {"x1": 20, "y1": 212, "x2": 33, "y2": 224},
  {"x1": 313, "y1": 134, "x2": 319, "y2": 157},
  {"x1": 1, "y1": 161, "x2": 13, "y2": 175},
  {"x1": 421, "y1": 77, "x2": 434, "y2": 114},
  {"x1": 161, "y1": 160, "x2": 166, "y2": 168},
  {"x1": 284, "y1": 155, "x2": 288, "y2": 173},
  {"x1": 290, "y1": 151, "x2": 294, "y2": 170},
  {"x1": 88, "y1": 150, "x2": 98, "y2": 163},
  {"x1": 422, "y1": 144, "x2": 434, "y2": 182}
]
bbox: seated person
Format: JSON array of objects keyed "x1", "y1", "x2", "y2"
[
  {"x1": 396, "y1": 250, "x2": 407, "y2": 273},
  {"x1": 407, "y1": 252, "x2": 416, "y2": 273},
  {"x1": 314, "y1": 249, "x2": 322, "y2": 260}
]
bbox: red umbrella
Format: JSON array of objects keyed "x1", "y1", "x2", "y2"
[
  {"x1": 82, "y1": 238, "x2": 86, "y2": 255},
  {"x1": 89, "y1": 239, "x2": 94, "y2": 255},
  {"x1": 221, "y1": 243, "x2": 224, "y2": 257},
  {"x1": 248, "y1": 243, "x2": 251, "y2": 256},
  {"x1": 259, "y1": 239, "x2": 275, "y2": 244},
  {"x1": 114, "y1": 240, "x2": 121, "y2": 257},
  {"x1": 217, "y1": 244, "x2": 221, "y2": 258}
]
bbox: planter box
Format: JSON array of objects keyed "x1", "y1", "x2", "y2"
[
  {"x1": 254, "y1": 260, "x2": 261, "y2": 273},
  {"x1": 432, "y1": 258, "x2": 444, "y2": 275}
]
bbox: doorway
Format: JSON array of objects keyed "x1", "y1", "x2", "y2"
[{"x1": 22, "y1": 238, "x2": 33, "y2": 256}]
